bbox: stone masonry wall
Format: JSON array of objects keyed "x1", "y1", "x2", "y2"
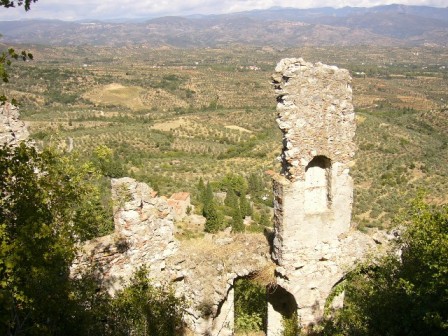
[
  {"x1": 71, "y1": 177, "x2": 179, "y2": 293},
  {"x1": 72, "y1": 177, "x2": 272, "y2": 335},
  {"x1": 269, "y1": 58, "x2": 373, "y2": 332},
  {"x1": 272, "y1": 58, "x2": 356, "y2": 181}
]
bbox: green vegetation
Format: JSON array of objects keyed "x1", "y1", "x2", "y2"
[
  {"x1": 0, "y1": 143, "x2": 103, "y2": 334},
  {"x1": 352, "y1": 107, "x2": 448, "y2": 230},
  {"x1": 0, "y1": 0, "x2": 35, "y2": 104},
  {"x1": 104, "y1": 267, "x2": 185, "y2": 336},
  {"x1": 282, "y1": 312, "x2": 300, "y2": 336},
  {"x1": 231, "y1": 204, "x2": 244, "y2": 233},
  {"x1": 92, "y1": 144, "x2": 126, "y2": 178},
  {"x1": 1, "y1": 31, "x2": 447, "y2": 334},
  {"x1": 2, "y1": 44, "x2": 445, "y2": 229},
  {"x1": 197, "y1": 173, "x2": 272, "y2": 233},
  {"x1": 234, "y1": 278, "x2": 267, "y2": 334},
  {"x1": 0, "y1": 48, "x2": 33, "y2": 104},
  {"x1": 0, "y1": 143, "x2": 184, "y2": 335},
  {"x1": 317, "y1": 198, "x2": 448, "y2": 335},
  {"x1": 201, "y1": 182, "x2": 223, "y2": 233}
]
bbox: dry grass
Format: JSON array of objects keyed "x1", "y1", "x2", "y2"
[
  {"x1": 83, "y1": 83, "x2": 145, "y2": 109},
  {"x1": 225, "y1": 125, "x2": 253, "y2": 133},
  {"x1": 151, "y1": 117, "x2": 191, "y2": 131},
  {"x1": 250, "y1": 263, "x2": 277, "y2": 288}
]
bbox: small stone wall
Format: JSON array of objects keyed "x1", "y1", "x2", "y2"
[{"x1": 71, "y1": 177, "x2": 179, "y2": 293}]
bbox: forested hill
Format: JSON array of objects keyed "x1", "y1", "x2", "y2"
[{"x1": 0, "y1": 4, "x2": 447, "y2": 47}]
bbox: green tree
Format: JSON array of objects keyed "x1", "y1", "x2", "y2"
[
  {"x1": 239, "y1": 192, "x2": 251, "y2": 217},
  {"x1": 234, "y1": 278, "x2": 266, "y2": 333},
  {"x1": 248, "y1": 172, "x2": 264, "y2": 195},
  {"x1": 204, "y1": 201, "x2": 222, "y2": 233},
  {"x1": 203, "y1": 181, "x2": 213, "y2": 203},
  {"x1": 1, "y1": 0, "x2": 35, "y2": 104},
  {"x1": 319, "y1": 197, "x2": 448, "y2": 335},
  {"x1": 219, "y1": 173, "x2": 248, "y2": 196},
  {"x1": 0, "y1": 49, "x2": 33, "y2": 104},
  {"x1": 0, "y1": 144, "x2": 186, "y2": 335},
  {"x1": 202, "y1": 182, "x2": 223, "y2": 232},
  {"x1": 0, "y1": 143, "x2": 109, "y2": 335},
  {"x1": 231, "y1": 205, "x2": 244, "y2": 233},
  {"x1": 106, "y1": 267, "x2": 186, "y2": 336},
  {"x1": 224, "y1": 188, "x2": 238, "y2": 209},
  {"x1": 202, "y1": 182, "x2": 214, "y2": 216},
  {"x1": 197, "y1": 177, "x2": 205, "y2": 194},
  {"x1": 92, "y1": 144, "x2": 125, "y2": 178}
]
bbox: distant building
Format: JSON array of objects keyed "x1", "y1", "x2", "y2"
[{"x1": 168, "y1": 192, "x2": 192, "y2": 220}]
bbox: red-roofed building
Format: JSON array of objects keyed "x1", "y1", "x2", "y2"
[{"x1": 168, "y1": 192, "x2": 192, "y2": 220}]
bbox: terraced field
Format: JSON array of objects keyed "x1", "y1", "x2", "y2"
[{"x1": 3, "y1": 45, "x2": 447, "y2": 229}]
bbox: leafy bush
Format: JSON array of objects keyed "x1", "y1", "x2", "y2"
[
  {"x1": 0, "y1": 143, "x2": 111, "y2": 334},
  {"x1": 318, "y1": 197, "x2": 448, "y2": 335},
  {"x1": 0, "y1": 144, "x2": 185, "y2": 335},
  {"x1": 234, "y1": 278, "x2": 267, "y2": 334},
  {"x1": 106, "y1": 268, "x2": 186, "y2": 336}
]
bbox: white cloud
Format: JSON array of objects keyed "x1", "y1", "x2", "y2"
[{"x1": 0, "y1": 0, "x2": 446, "y2": 21}]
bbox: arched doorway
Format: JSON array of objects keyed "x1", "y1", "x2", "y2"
[{"x1": 267, "y1": 286, "x2": 299, "y2": 336}]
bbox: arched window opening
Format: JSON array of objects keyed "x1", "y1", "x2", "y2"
[{"x1": 304, "y1": 156, "x2": 331, "y2": 213}]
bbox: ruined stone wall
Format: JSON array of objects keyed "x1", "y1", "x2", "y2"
[
  {"x1": 0, "y1": 103, "x2": 29, "y2": 146},
  {"x1": 269, "y1": 58, "x2": 373, "y2": 332},
  {"x1": 272, "y1": 58, "x2": 356, "y2": 252},
  {"x1": 72, "y1": 177, "x2": 272, "y2": 335},
  {"x1": 272, "y1": 58, "x2": 356, "y2": 181},
  {"x1": 71, "y1": 177, "x2": 179, "y2": 293},
  {"x1": 2, "y1": 58, "x2": 384, "y2": 335}
]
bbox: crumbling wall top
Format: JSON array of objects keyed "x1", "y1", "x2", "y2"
[{"x1": 272, "y1": 58, "x2": 356, "y2": 180}]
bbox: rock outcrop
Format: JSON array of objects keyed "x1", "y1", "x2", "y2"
[{"x1": 0, "y1": 103, "x2": 29, "y2": 146}]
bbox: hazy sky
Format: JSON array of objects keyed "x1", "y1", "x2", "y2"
[{"x1": 1, "y1": 0, "x2": 446, "y2": 21}]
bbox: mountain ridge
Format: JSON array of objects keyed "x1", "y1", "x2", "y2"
[{"x1": 0, "y1": 5, "x2": 447, "y2": 47}]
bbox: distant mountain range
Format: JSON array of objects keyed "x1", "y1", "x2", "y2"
[{"x1": 0, "y1": 5, "x2": 447, "y2": 47}]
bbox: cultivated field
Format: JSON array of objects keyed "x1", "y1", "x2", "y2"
[{"x1": 3, "y1": 44, "x2": 448, "y2": 230}]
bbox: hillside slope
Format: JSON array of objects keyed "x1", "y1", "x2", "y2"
[{"x1": 0, "y1": 5, "x2": 447, "y2": 47}]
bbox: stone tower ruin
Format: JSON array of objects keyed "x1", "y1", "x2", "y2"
[{"x1": 269, "y1": 58, "x2": 359, "y2": 332}]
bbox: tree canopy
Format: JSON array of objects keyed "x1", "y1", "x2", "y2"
[
  {"x1": 0, "y1": 143, "x2": 110, "y2": 334},
  {"x1": 0, "y1": 143, "x2": 186, "y2": 335},
  {"x1": 1, "y1": 1, "x2": 36, "y2": 104},
  {"x1": 319, "y1": 197, "x2": 448, "y2": 335},
  {"x1": 0, "y1": 0, "x2": 37, "y2": 10}
]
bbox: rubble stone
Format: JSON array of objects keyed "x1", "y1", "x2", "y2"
[{"x1": 0, "y1": 103, "x2": 29, "y2": 146}]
